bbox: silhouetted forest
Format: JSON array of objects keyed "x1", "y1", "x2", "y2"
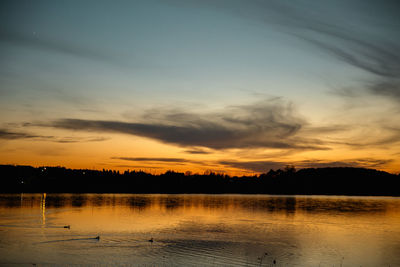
[{"x1": 0, "y1": 165, "x2": 399, "y2": 196}]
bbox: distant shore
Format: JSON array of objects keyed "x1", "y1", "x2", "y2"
[{"x1": 1, "y1": 165, "x2": 399, "y2": 196}]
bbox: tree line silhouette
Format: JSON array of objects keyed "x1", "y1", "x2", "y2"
[{"x1": 0, "y1": 165, "x2": 399, "y2": 196}]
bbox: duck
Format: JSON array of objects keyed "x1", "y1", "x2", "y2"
[{"x1": 148, "y1": 238, "x2": 153, "y2": 243}]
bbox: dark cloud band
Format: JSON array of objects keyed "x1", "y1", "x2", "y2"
[{"x1": 44, "y1": 99, "x2": 328, "y2": 150}]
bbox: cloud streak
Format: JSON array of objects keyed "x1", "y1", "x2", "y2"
[
  {"x1": 112, "y1": 156, "x2": 392, "y2": 173},
  {"x1": 113, "y1": 157, "x2": 200, "y2": 164},
  {"x1": 218, "y1": 158, "x2": 392, "y2": 173},
  {"x1": 296, "y1": 158, "x2": 393, "y2": 170},
  {"x1": 0, "y1": 128, "x2": 108, "y2": 143},
  {"x1": 219, "y1": 160, "x2": 286, "y2": 173},
  {"x1": 176, "y1": 0, "x2": 400, "y2": 101},
  {"x1": 0, "y1": 129, "x2": 43, "y2": 140},
  {"x1": 271, "y1": 2, "x2": 400, "y2": 101},
  {"x1": 184, "y1": 148, "x2": 212, "y2": 154},
  {"x1": 44, "y1": 99, "x2": 328, "y2": 150}
]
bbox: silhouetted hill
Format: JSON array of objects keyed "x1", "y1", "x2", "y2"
[{"x1": 0, "y1": 165, "x2": 399, "y2": 196}]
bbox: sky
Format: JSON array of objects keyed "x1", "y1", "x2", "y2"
[{"x1": 1, "y1": 0, "x2": 399, "y2": 175}]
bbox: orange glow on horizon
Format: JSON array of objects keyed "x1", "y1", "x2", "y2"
[{"x1": 1, "y1": 129, "x2": 399, "y2": 175}]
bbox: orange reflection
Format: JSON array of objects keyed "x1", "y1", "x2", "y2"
[
  {"x1": 1, "y1": 194, "x2": 400, "y2": 266},
  {"x1": 41, "y1": 193, "x2": 46, "y2": 225}
]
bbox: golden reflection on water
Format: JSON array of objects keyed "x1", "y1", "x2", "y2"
[
  {"x1": 0, "y1": 194, "x2": 400, "y2": 266},
  {"x1": 41, "y1": 193, "x2": 46, "y2": 225},
  {"x1": 2, "y1": 194, "x2": 400, "y2": 232}
]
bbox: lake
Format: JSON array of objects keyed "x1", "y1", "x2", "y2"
[{"x1": 0, "y1": 194, "x2": 399, "y2": 266}]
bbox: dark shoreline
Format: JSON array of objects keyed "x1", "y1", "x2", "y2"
[
  {"x1": 1, "y1": 165, "x2": 399, "y2": 196},
  {"x1": 2, "y1": 193, "x2": 400, "y2": 198}
]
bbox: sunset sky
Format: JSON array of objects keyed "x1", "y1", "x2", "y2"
[{"x1": 1, "y1": 0, "x2": 399, "y2": 175}]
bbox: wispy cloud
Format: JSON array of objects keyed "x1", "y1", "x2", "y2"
[
  {"x1": 219, "y1": 160, "x2": 286, "y2": 173},
  {"x1": 298, "y1": 35, "x2": 400, "y2": 102},
  {"x1": 174, "y1": 0, "x2": 400, "y2": 102},
  {"x1": 325, "y1": 125, "x2": 400, "y2": 148},
  {"x1": 114, "y1": 157, "x2": 287, "y2": 173},
  {"x1": 113, "y1": 157, "x2": 201, "y2": 164},
  {"x1": 112, "y1": 156, "x2": 392, "y2": 173},
  {"x1": 55, "y1": 136, "x2": 110, "y2": 143},
  {"x1": 114, "y1": 165, "x2": 164, "y2": 169},
  {"x1": 218, "y1": 158, "x2": 392, "y2": 173},
  {"x1": 43, "y1": 99, "x2": 328, "y2": 150},
  {"x1": 0, "y1": 128, "x2": 108, "y2": 143},
  {"x1": 184, "y1": 148, "x2": 212, "y2": 154},
  {"x1": 296, "y1": 158, "x2": 393, "y2": 169},
  {"x1": 270, "y1": 2, "x2": 400, "y2": 102},
  {"x1": 0, "y1": 129, "x2": 44, "y2": 140}
]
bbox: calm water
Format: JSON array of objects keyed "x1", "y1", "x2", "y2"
[{"x1": 0, "y1": 194, "x2": 399, "y2": 266}]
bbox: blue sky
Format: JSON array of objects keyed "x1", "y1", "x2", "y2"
[{"x1": 1, "y1": 0, "x2": 399, "y2": 173}]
